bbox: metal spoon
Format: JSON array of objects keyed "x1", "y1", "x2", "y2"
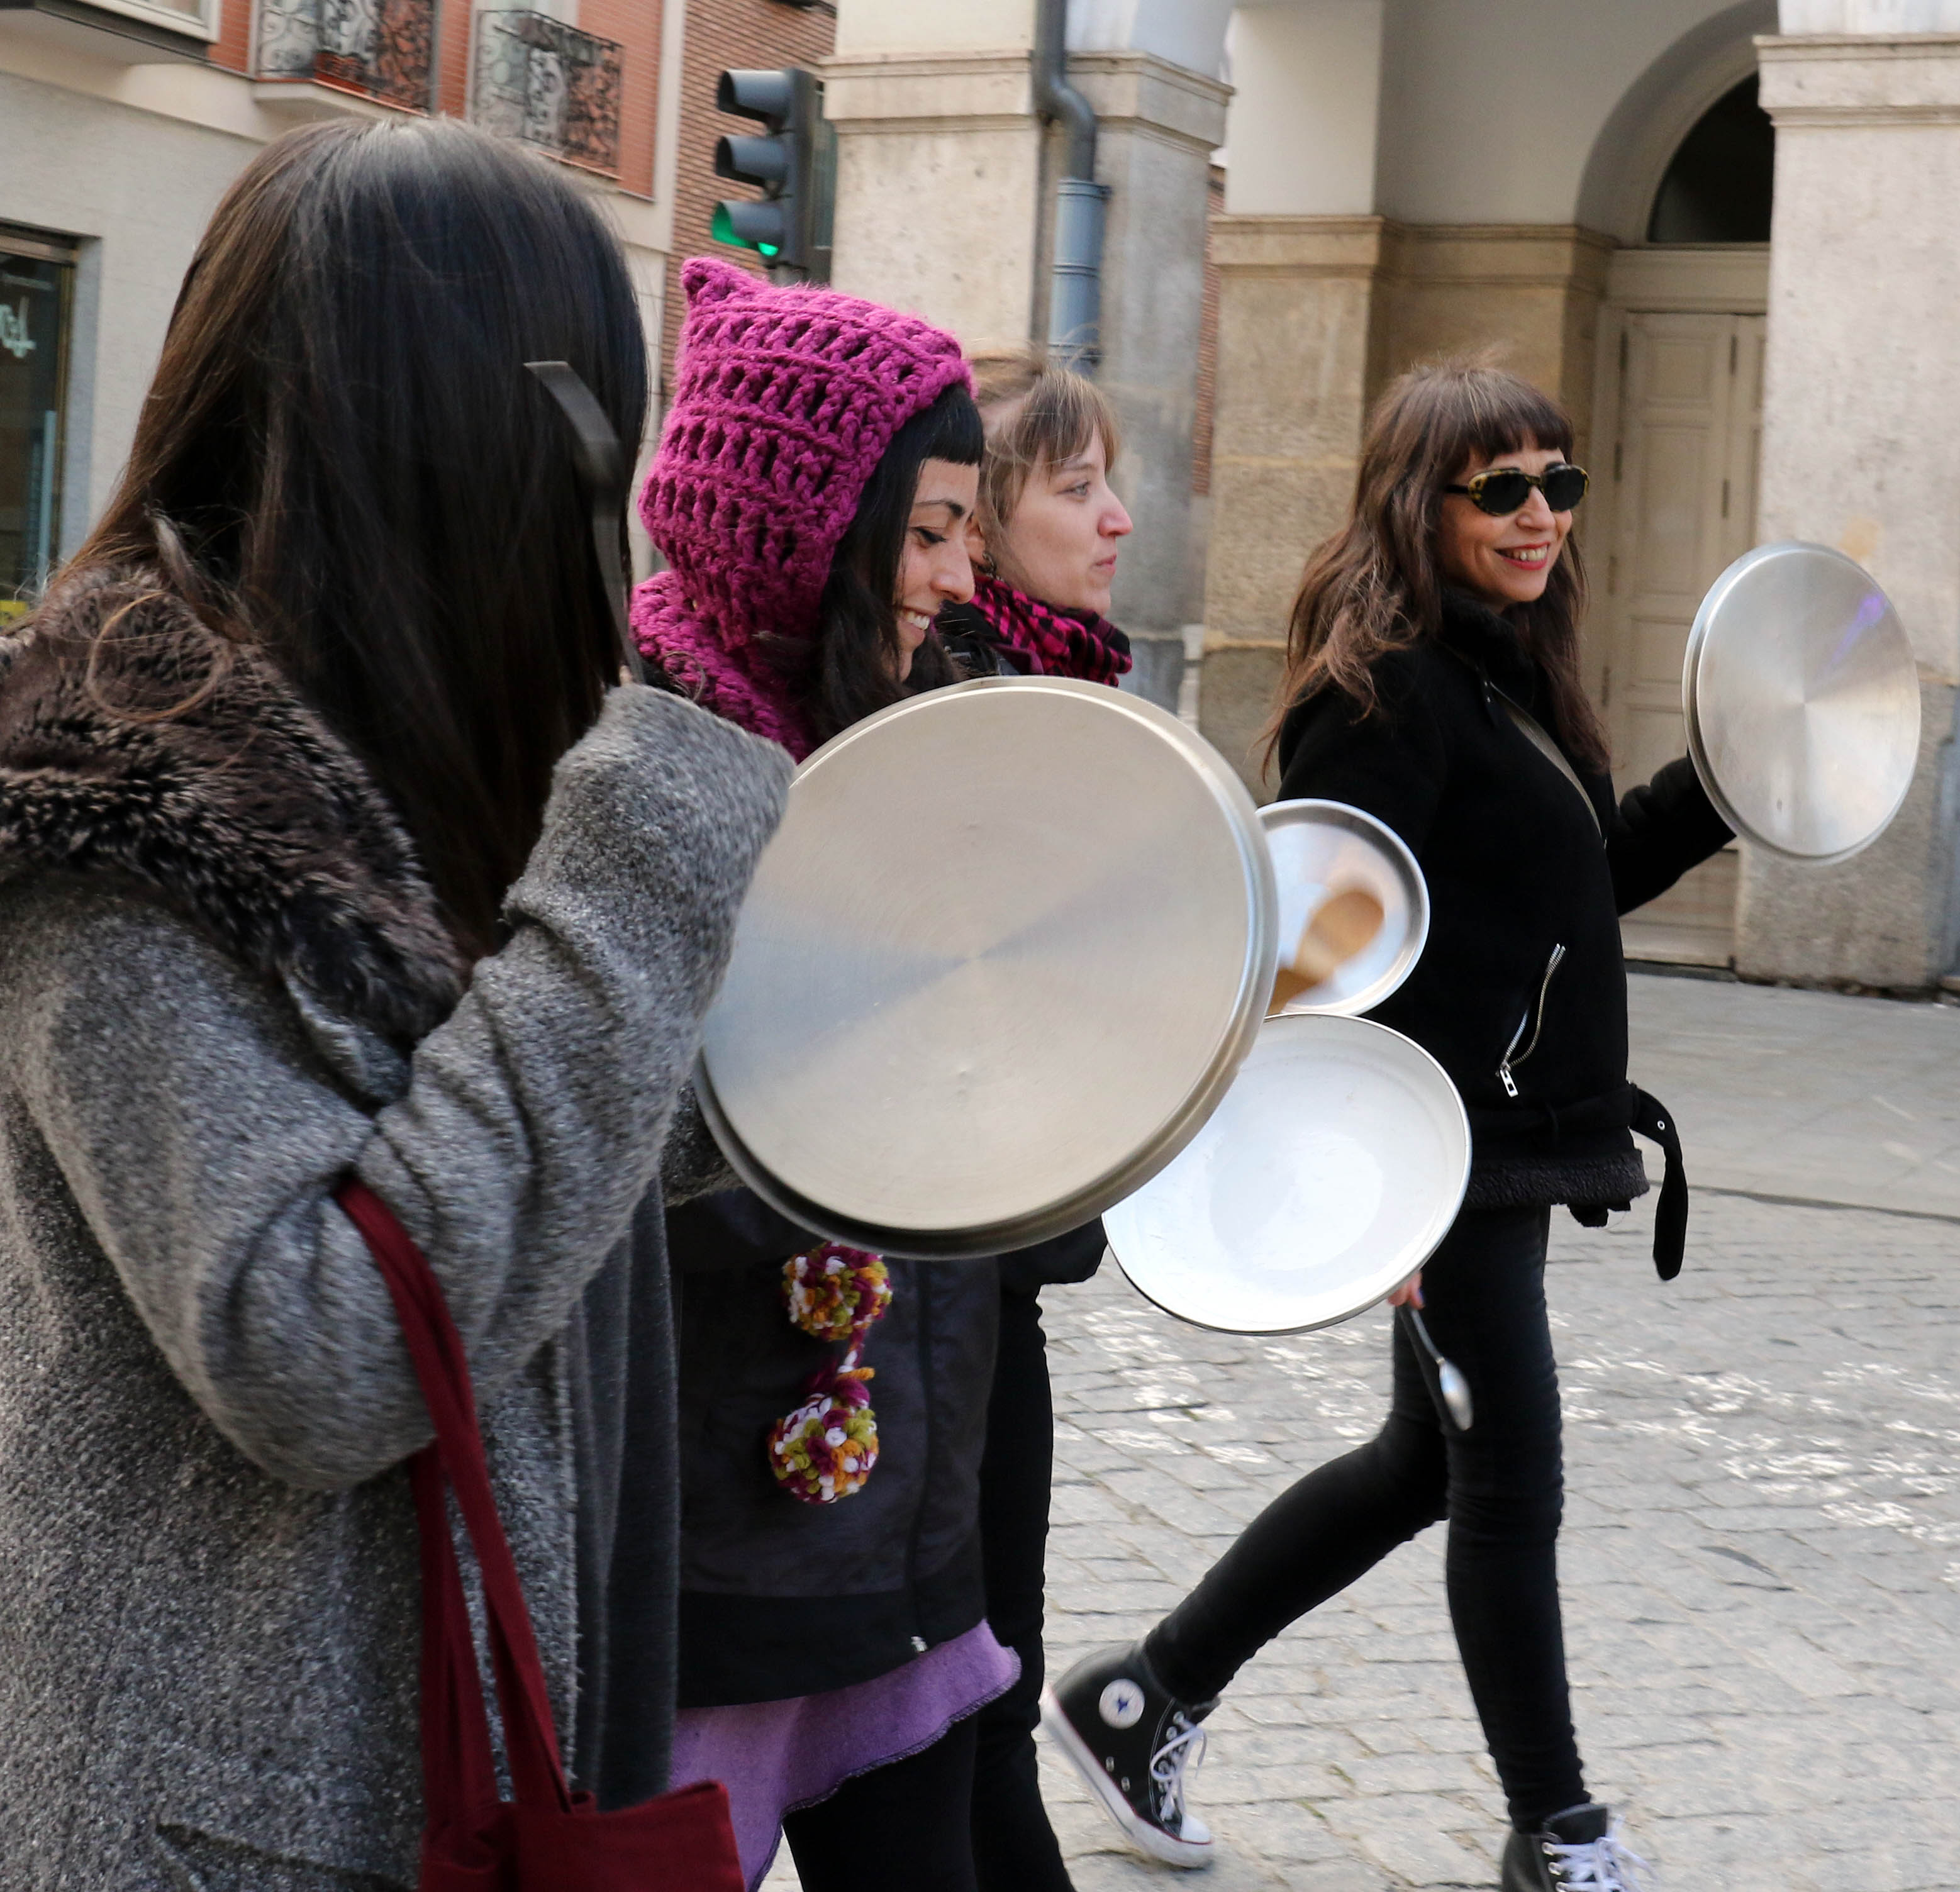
[{"x1": 1400, "y1": 1303, "x2": 1473, "y2": 1431}]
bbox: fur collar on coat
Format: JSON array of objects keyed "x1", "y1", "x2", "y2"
[{"x1": 0, "y1": 569, "x2": 464, "y2": 1042}]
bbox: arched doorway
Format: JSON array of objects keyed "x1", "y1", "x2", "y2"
[{"x1": 1588, "y1": 76, "x2": 1773, "y2": 965}]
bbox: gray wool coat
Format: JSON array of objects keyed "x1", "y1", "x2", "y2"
[{"x1": 0, "y1": 574, "x2": 791, "y2": 1891}]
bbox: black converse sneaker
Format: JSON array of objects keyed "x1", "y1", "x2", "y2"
[
  {"x1": 1502, "y1": 1803, "x2": 1654, "y2": 1891},
  {"x1": 1041, "y1": 1642, "x2": 1215, "y2": 1869}
]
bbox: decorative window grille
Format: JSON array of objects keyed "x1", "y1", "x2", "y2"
[
  {"x1": 254, "y1": 0, "x2": 435, "y2": 113},
  {"x1": 473, "y1": 10, "x2": 624, "y2": 179}
]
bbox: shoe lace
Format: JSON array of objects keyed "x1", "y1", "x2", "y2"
[
  {"x1": 1149, "y1": 1711, "x2": 1206, "y2": 1828},
  {"x1": 1546, "y1": 1818, "x2": 1654, "y2": 1891}
]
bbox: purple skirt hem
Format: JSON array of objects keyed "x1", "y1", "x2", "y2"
[{"x1": 669, "y1": 1621, "x2": 1020, "y2": 1891}]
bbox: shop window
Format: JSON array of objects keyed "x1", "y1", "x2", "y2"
[
  {"x1": 0, "y1": 230, "x2": 74, "y2": 623},
  {"x1": 1648, "y1": 77, "x2": 1774, "y2": 245}
]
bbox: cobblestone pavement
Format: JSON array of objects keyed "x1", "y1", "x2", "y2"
[{"x1": 768, "y1": 972, "x2": 1960, "y2": 1890}]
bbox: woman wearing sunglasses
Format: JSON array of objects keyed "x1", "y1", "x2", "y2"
[{"x1": 1047, "y1": 360, "x2": 1729, "y2": 1892}]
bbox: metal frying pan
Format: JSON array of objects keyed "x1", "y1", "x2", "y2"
[
  {"x1": 1261, "y1": 800, "x2": 1428, "y2": 1016},
  {"x1": 1684, "y1": 542, "x2": 1919, "y2": 864},
  {"x1": 1102, "y1": 1013, "x2": 1470, "y2": 1336},
  {"x1": 698, "y1": 677, "x2": 1279, "y2": 1259}
]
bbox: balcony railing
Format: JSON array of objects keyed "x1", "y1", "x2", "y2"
[
  {"x1": 473, "y1": 9, "x2": 623, "y2": 179},
  {"x1": 255, "y1": 0, "x2": 435, "y2": 112}
]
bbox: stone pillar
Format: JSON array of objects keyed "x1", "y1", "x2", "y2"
[
  {"x1": 1066, "y1": 53, "x2": 1230, "y2": 701},
  {"x1": 824, "y1": 0, "x2": 1229, "y2": 711},
  {"x1": 1739, "y1": 29, "x2": 1960, "y2": 987},
  {"x1": 822, "y1": 43, "x2": 1043, "y2": 342},
  {"x1": 1378, "y1": 226, "x2": 1614, "y2": 465},
  {"x1": 1198, "y1": 216, "x2": 1392, "y2": 791}
]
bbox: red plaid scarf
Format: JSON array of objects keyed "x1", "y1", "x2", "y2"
[{"x1": 967, "y1": 576, "x2": 1132, "y2": 686}]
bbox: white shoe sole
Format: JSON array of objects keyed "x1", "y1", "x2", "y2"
[{"x1": 1039, "y1": 1684, "x2": 1215, "y2": 1870}]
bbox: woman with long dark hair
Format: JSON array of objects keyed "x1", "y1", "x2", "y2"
[
  {"x1": 0, "y1": 122, "x2": 789, "y2": 1888},
  {"x1": 1047, "y1": 360, "x2": 1730, "y2": 1892},
  {"x1": 637, "y1": 258, "x2": 1011, "y2": 1892}
]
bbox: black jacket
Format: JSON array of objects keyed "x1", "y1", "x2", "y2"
[
  {"x1": 670, "y1": 1189, "x2": 1027, "y2": 1705},
  {"x1": 1276, "y1": 592, "x2": 1732, "y2": 1209}
]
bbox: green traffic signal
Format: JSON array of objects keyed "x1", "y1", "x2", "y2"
[
  {"x1": 711, "y1": 67, "x2": 819, "y2": 273},
  {"x1": 711, "y1": 199, "x2": 783, "y2": 259}
]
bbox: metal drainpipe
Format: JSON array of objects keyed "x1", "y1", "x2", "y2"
[{"x1": 1033, "y1": 0, "x2": 1108, "y2": 374}]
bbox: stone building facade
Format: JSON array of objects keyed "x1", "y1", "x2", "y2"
[{"x1": 828, "y1": 0, "x2": 1960, "y2": 991}]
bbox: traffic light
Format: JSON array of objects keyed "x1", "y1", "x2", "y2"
[{"x1": 712, "y1": 67, "x2": 830, "y2": 280}]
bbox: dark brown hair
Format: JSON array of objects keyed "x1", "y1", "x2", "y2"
[
  {"x1": 61, "y1": 118, "x2": 648, "y2": 957},
  {"x1": 1266, "y1": 357, "x2": 1608, "y2": 773},
  {"x1": 798, "y1": 381, "x2": 981, "y2": 744}
]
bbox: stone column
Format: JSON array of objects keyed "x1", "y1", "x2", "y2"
[
  {"x1": 1740, "y1": 28, "x2": 1960, "y2": 987},
  {"x1": 1378, "y1": 226, "x2": 1614, "y2": 465},
  {"x1": 1066, "y1": 53, "x2": 1230, "y2": 703},
  {"x1": 823, "y1": 43, "x2": 1044, "y2": 343},
  {"x1": 1198, "y1": 215, "x2": 1393, "y2": 791},
  {"x1": 824, "y1": 1, "x2": 1228, "y2": 711}
]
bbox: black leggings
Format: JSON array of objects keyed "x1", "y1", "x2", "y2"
[
  {"x1": 1144, "y1": 1203, "x2": 1584, "y2": 1830},
  {"x1": 783, "y1": 1715, "x2": 979, "y2": 1892},
  {"x1": 971, "y1": 1287, "x2": 1074, "y2": 1892}
]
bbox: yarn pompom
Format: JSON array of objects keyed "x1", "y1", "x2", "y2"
[
  {"x1": 769, "y1": 1367, "x2": 879, "y2": 1504},
  {"x1": 770, "y1": 1244, "x2": 893, "y2": 1503},
  {"x1": 783, "y1": 1245, "x2": 891, "y2": 1343}
]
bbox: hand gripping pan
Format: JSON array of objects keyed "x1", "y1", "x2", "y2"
[
  {"x1": 697, "y1": 677, "x2": 1280, "y2": 1259},
  {"x1": 1103, "y1": 1013, "x2": 1470, "y2": 1335},
  {"x1": 1684, "y1": 542, "x2": 1919, "y2": 864}
]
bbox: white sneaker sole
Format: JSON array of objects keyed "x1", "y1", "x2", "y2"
[{"x1": 1039, "y1": 1684, "x2": 1215, "y2": 1870}]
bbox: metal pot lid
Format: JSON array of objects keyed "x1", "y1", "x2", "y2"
[
  {"x1": 1103, "y1": 1012, "x2": 1469, "y2": 1336},
  {"x1": 1683, "y1": 542, "x2": 1919, "y2": 865},
  {"x1": 698, "y1": 677, "x2": 1279, "y2": 1259},
  {"x1": 1261, "y1": 799, "x2": 1428, "y2": 1016}
]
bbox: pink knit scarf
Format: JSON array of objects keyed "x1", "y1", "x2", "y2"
[
  {"x1": 632, "y1": 570, "x2": 818, "y2": 761},
  {"x1": 967, "y1": 576, "x2": 1132, "y2": 687}
]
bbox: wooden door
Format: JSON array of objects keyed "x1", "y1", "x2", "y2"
[{"x1": 1598, "y1": 310, "x2": 1764, "y2": 964}]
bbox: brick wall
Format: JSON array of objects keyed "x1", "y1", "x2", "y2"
[{"x1": 662, "y1": 0, "x2": 834, "y2": 392}]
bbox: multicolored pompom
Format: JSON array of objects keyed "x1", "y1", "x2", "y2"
[
  {"x1": 770, "y1": 1244, "x2": 893, "y2": 1504},
  {"x1": 782, "y1": 1245, "x2": 891, "y2": 1341},
  {"x1": 767, "y1": 1366, "x2": 879, "y2": 1503}
]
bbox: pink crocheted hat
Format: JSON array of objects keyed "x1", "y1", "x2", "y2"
[{"x1": 632, "y1": 258, "x2": 972, "y2": 757}]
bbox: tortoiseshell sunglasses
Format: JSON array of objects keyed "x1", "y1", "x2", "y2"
[{"x1": 1444, "y1": 464, "x2": 1589, "y2": 515}]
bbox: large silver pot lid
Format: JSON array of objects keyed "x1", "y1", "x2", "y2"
[
  {"x1": 697, "y1": 677, "x2": 1279, "y2": 1259},
  {"x1": 1683, "y1": 542, "x2": 1919, "y2": 865},
  {"x1": 1103, "y1": 1012, "x2": 1470, "y2": 1336}
]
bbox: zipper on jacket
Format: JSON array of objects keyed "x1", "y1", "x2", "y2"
[{"x1": 1498, "y1": 943, "x2": 1566, "y2": 1098}]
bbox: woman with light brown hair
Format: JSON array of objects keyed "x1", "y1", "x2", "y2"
[
  {"x1": 1047, "y1": 359, "x2": 1729, "y2": 1891},
  {"x1": 932, "y1": 346, "x2": 1133, "y2": 1892}
]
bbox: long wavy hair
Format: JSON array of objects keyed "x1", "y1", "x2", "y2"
[
  {"x1": 1265, "y1": 358, "x2": 1608, "y2": 774},
  {"x1": 57, "y1": 118, "x2": 647, "y2": 959}
]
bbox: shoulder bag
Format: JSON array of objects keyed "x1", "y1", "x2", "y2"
[{"x1": 336, "y1": 1178, "x2": 745, "y2": 1891}]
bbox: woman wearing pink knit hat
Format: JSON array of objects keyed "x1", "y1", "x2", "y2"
[{"x1": 640, "y1": 258, "x2": 1086, "y2": 1892}]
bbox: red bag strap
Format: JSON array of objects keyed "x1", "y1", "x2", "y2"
[{"x1": 335, "y1": 1179, "x2": 575, "y2": 1820}]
